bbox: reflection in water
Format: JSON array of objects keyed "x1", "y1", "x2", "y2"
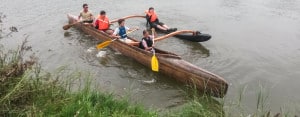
[
  {"x1": 63, "y1": 31, "x2": 71, "y2": 37},
  {"x1": 182, "y1": 40, "x2": 210, "y2": 58},
  {"x1": 220, "y1": 0, "x2": 241, "y2": 8}
]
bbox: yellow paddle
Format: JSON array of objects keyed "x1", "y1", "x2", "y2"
[
  {"x1": 151, "y1": 28, "x2": 159, "y2": 72},
  {"x1": 96, "y1": 28, "x2": 138, "y2": 49}
]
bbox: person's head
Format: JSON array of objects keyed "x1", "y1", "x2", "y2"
[
  {"x1": 143, "y1": 30, "x2": 149, "y2": 37},
  {"x1": 118, "y1": 19, "x2": 125, "y2": 26},
  {"x1": 148, "y1": 7, "x2": 154, "y2": 13},
  {"x1": 100, "y1": 10, "x2": 106, "y2": 18},
  {"x1": 83, "y1": 4, "x2": 88, "y2": 11},
  {"x1": 100, "y1": 10, "x2": 106, "y2": 15}
]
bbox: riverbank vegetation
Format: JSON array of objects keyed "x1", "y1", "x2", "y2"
[
  {"x1": 0, "y1": 42, "x2": 157, "y2": 116},
  {"x1": 1, "y1": 42, "x2": 298, "y2": 117}
]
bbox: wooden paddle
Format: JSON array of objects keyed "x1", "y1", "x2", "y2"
[
  {"x1": 96, "y1": 28, "x2": 138, "y2": 49},
  {"x1": 154, "y1": 30, "x2": 196, "y2": 41},
  {"x1": 151, "y1": 28, "x2": 159, "y2": 72},
  {"x1": 129, "y1": 30, "x2": 197, "y2": 46},
  {"x1": 110, "y1": 15, "x2": 146, "y2": 23}
]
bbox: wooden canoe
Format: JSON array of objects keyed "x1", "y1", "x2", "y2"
[{"x1": 67, "y1": 14, "x2": 228, "y2": 98}]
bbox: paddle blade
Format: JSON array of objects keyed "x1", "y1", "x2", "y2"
[
  {"x1": 151, "y1": 55, "x2": 159, "y2": 72},
  {"x1": 96, "y1": 41, "x2": 112, "y2": 49},
  {"x1": 63, "y1": 24, "x2": 72, "y2": 30}
]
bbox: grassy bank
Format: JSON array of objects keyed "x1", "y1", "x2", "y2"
[
  {"x1": 0, "y1": 42, "x2": 157, "y2": 116},
  {"x1": 1, "y1": 43, "x2": 298, "y2": 117}
]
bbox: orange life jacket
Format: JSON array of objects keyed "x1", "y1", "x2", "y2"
[
  {"x1": 145, "y1": 10, "x2": 158, "y2": 22},
  {"x1": 97, "y1": 16, "x2": 109, "y2": 30}
]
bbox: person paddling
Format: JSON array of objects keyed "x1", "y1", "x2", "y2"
[
  {"x1": 139, "y1": 30, "x2": 156, "y2": 51},
  {"x1": 145, "y1": 7, "x2": 176, "y2": 32},
  {"x1": 78, "y1": 3, "x2": 94, "y2": 24},
  {"x1": 113, "y1": 19, "x2": 138, "y2": 45},
  {"x1": 95, "y1": 10, "x2": 113, "y2": 35}
]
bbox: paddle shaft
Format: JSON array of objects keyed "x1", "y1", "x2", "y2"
[
  {"x1": 128, "y1": 30, "x2": 197, "y2": 46},
  {"x1": 63, "y1": 21, "x2": 81, "y2": 30},
  {"x1": 151, "y1": 28, "x2": 159, "y2": 72},
  {"x1": 151, "y1": 28, "x2": 155, "y2": 52},
  {"x1": 110, "y1": 15, "x2": 145, "y2": 23}
]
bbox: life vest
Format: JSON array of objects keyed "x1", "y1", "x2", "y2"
[
  {"x1": 145, "y1": 10, "x2": 158, "y2": 22},
  {"x1": 97, "y1": 16, "x2": 109, "y2": 30},
  {"x1": 139, "y1": 37, "x2": 153, "y2": 49},
  {"x1": 119, "y1": 26, "x2": 127, "y2": 38}
]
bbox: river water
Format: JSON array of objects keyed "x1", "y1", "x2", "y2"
[{"x1": 1, "y1": 0, "x2": 300, "y2": 114}]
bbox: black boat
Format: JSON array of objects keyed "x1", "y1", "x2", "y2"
[{"x1": 156, "y1": 29, "x2": 211, "y2": 42}]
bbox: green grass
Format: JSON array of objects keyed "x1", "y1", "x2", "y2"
[
  {"x1": 0, "y1": 69, "x2": 158, "y2": 117},
  {"x1": 0, "y1": 43, "x2": 157, "y2": 117}
]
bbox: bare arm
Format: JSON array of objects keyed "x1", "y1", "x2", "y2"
[
  {"x1": 78, "y1": 13, "x2": 82, "y2": 21},
  {"x1": 90, "y1": 13, "x2": 95, "y2": 21},
  {"x1": 142, "y1": 40, "x2": 152, "y2": 51}
]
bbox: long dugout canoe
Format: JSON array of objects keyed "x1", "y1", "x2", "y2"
[{"x1": 67, "y1": 14, "x2": 228, "y2": 98}]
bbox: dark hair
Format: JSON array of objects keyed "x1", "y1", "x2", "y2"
[
  {"x1": 100, "y1": 10, "x2": 106, "y2": 15},
  {"x1": 143, "y1": 30, "x2": 148, "y2": 35},
  {"x1": 149, "y1": 7, "x2": 154, "y2": 11},
  {"x1": 118, "y1": 19, "x2": 125, "y2": 25},
  {"x1": 83, "y1": 4, "x2": 88, "y2": 8}
]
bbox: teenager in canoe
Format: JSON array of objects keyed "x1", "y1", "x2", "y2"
[
  {"x1": 113, "y1": 19, "x2": 138, "y2": 45},
  {"x1": 139, "y1": 30, "x2": 156, "y2": 51},
  {"x1": 78, "y1": 3, "x2": 94, "y2": 24},
  {"x1": 94, "y1": 10, "x2": 114, "y2": 35},
  {"x1": 145, "y1": 7, "x2": 177, "y2": 33}
]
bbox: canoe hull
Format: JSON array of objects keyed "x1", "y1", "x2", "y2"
[{"x1": 67, "y1": 14, "x2": 228, "y2": 98}]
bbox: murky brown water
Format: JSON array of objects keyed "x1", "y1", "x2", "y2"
[{"x1": 1, "y1": 0, "x2": 300, "y2": 113}]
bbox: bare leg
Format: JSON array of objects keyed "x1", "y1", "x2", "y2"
[
  {"x1": 156, "y1": 25, "x2": 168, "y2": 31},
  {"x1": 105, "y1": 29, "x2": 114, "y2": 35},
  {"x1": 162, "y1": 24, "x2": 169, "y2": 29},
  {"x1": 126, "y1": 36, "x2": 139, "y2": 46}
]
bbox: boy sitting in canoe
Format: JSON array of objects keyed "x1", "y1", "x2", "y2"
[
  {"x1": 145, "y1": 7, "x2": 177, "y2": 33},
  {"x1": 113, "y1": 19, "x2": 138, "y2": 45},
  {"x1": 139, "y1": 30, "x2": 156, "y2": 51},
  {"x1": 94, "y1": 10, "x2": 114, "y2": 35},
  {"x1": 78, "y1": 3, "x2": 94, "y2": 24}
]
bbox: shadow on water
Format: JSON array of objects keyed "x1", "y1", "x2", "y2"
[{"x1": 182, "y1": 40, "x2": 210, "y2": 58}]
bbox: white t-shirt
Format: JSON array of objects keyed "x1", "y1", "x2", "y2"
[{"x1": 113, "y1": 26, "x2": 130, "y2": 38}]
